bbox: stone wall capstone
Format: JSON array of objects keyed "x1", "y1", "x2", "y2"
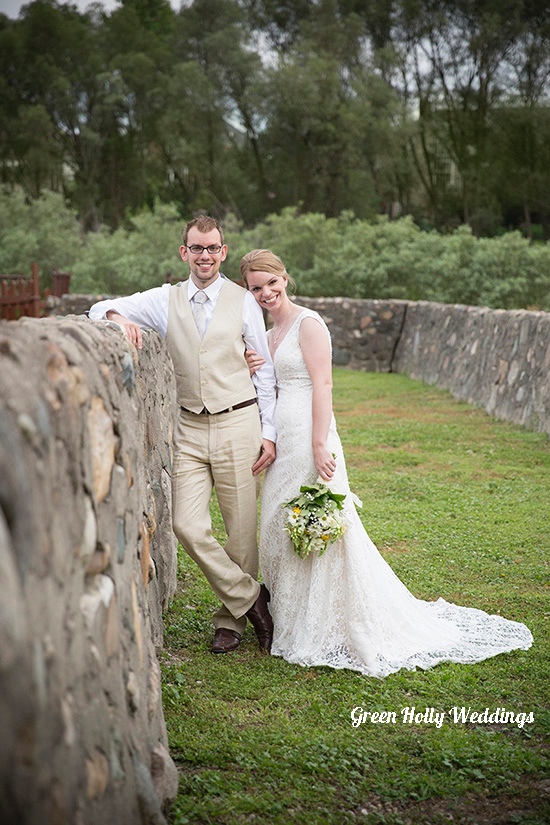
[{"x1": 0, "y1": 315, "x2": 178, "y2": 825}]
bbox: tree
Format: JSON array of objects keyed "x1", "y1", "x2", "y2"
[
  {"x1": 253, "y1": 0, "x2": 413, "y2": 219},
  {"x1": 95, "y1": 0, "x2": 176, "y2": 225},
  {"x1": 1, "y1": 0, "x2": 548, "y2": 235},
  {"x1": 0, "y1": 3, "x2": 87, "y2": 202},
  {"x1": 154, "y1": 0, "x2": 267, "y2": 220},
  {"x1": 238, "y1": 0, "x2": 315, "y2": 52},
  {"x1": 392, "y1": 0, "x2": 550, "y2": 233},
  {"x1": 500, "y1": 2, "x2": 550, "y2": 237}
]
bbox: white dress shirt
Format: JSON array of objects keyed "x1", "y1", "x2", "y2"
[{"x1": 89, "y1": 276, "x2": 277, "y2": 442}]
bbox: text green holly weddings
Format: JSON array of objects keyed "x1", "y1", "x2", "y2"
[{"x1": 351, "y1": 706, "x2": 534, "y2": 729}]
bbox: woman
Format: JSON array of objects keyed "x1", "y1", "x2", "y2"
[{"x1": 240, "y1": 249, "x2": 533, "y2": 677}]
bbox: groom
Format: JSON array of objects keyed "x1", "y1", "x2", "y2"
[{"x1": 88, "y1": 216, "x2": 276, "y2": 654}]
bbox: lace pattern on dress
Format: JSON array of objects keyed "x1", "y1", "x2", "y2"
[{"x1": 259, "y1": 309, "x2": 533, "y2": 677}]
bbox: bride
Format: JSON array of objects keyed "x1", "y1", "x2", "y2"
[{"x1": 240, "y1": 248, "x2": 533, "y2": 678}]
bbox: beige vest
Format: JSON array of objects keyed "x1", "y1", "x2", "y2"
[{"x1": 166, "y1": 278, "x2": 256, "y2": 414}]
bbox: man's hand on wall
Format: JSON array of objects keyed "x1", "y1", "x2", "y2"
[{"x1": 106, "y1": 311, "x2": 143, "y2": 350}]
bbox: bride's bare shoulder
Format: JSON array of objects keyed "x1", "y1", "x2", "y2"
[
  {"x1": 299, "y1": 312, "x2": 329, "y2": 346},
  {"x1": 299, "y1": 309, "x2": 326, "y2": 329}
]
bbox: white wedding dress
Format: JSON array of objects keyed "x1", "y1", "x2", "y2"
[{"x1": 259, "y1": 309, "x2": 533, "y2": 677}]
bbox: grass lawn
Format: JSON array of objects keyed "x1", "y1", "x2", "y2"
[{"x1": 161, "y1": 370, "x2": 549, "y2": 825}]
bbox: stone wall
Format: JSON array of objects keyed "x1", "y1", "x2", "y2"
[
  {"x1": 392, "y1": 302, "x2": 550, "y2": 436},
  {"x1": 0, "y1": 316, "x2": 179, "y2": 825},
  {"x1": 297, "y1": 297, "x2": 550, "y2": 436},
  {"x1": 48, "y1": 295, "x2": 550, "y2": 436},
  {"x1": 2, "y1": 294, "x2": 547, "y2": 820},
  {"x1": 296, "y1": 296, "x2": 408, "y2": 372}
]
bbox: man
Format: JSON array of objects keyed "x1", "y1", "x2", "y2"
[{"x1": 88, "y1": 215, "x2": 276, "y2": 654}]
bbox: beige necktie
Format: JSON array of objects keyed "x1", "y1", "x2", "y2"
[{"x1": 192, "y1": 290, "x2": 208, "y2": 339}]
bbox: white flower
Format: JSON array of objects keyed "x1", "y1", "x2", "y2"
[{"x1": 282, "y1": 483, "x2": 347, "y2": 559}]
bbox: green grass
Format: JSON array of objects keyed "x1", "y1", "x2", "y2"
[{"x1": 162, "y1": 370, "x2": 549, "y2": 825}]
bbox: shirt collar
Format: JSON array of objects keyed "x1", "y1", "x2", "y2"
[{"x1": 188, "y1": 274, "x2": 225, "y2": 301}]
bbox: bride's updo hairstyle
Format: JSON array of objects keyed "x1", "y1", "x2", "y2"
[{"x1": 240, "y1": 248, "x2": 297, "y2": 294}]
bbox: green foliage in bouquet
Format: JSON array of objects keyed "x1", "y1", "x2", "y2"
[{"x1": 282, "y1": 483, "x2": 347, "y2": 559}]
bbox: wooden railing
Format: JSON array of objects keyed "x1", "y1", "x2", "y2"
[
  {"x1": 51, "y1": 270, "x2": 71, "y2": 297},
  {"x1": 0, "y1": 265, "x2": 72, "y2": 320},
  {"x1": 0, "y1": 262, "x2": 42, "y2": 320}
]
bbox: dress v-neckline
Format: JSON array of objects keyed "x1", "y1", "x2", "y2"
[{"x1": 270, "y1": 310, "x2": 306, "y2": 360}]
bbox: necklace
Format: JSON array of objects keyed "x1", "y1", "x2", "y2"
[{"x1": 271, "y1": 309, "x2": 297, "y2": 347}]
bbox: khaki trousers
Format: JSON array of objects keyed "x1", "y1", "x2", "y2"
[{"x1": 171, "y1": 404, "x2": 263, "y2": 635}]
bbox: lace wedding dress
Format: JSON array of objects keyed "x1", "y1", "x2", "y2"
[{"x1": 259, "y1": 309, "x2": 533, "y2": 677}]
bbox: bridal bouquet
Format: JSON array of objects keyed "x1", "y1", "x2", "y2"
[{"x1": 282, "y1": 482, "x2": 347, "y2": 559}]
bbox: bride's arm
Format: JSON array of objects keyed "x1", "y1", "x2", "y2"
[{"x1": 300, "y1": 317, "x2": 336, "y2": 482}]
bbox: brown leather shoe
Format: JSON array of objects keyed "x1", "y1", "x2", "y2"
[
  {"x1": 246, "y1": 584, "x2": 273, "y2": 652},
  {"x1": 211, "y1": 628, "x2": 242, "y2": 654}
]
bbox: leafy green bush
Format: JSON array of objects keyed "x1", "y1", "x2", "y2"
[
  {"x1": 224, "y1": 207, "x2": 342, "y2": 287},
  {"x1": 227, "y1": 210, "x2": 550, "y2": 310},
  {"x1": 0, "y1": 187, "x2": 83, "y2": 290},
  {"x1": 1, "y1": 188, "x2": 548, "y2": 309},
  {"x1": 475, "y1": 232, "x2": 550, "y2": 310},
  {"x1": 71, "y1": 202, "x2": 183, "y2": 295}
]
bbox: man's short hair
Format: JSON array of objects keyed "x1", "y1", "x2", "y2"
[{"x1": 183, "y1": 215, "x2": 224, "y2": 245}]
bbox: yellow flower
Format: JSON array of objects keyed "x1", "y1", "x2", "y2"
[{"x1": 293, "y1": 506, "x2": 301, "y2": 514}]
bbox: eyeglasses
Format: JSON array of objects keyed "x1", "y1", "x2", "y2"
[{"x1": 185, "y1": 244, "x2": 223, "y2": 255}]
